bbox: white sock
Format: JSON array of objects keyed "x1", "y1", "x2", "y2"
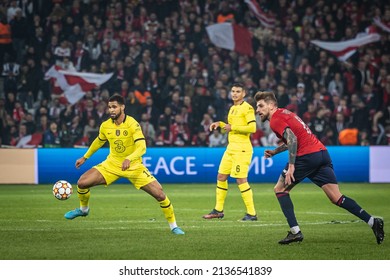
[
  {"x1": 80, "y1": 206, "x2": 89, "y2": 213},
  {"x1": 169, "y1": 222, "x2": 178, "y2": 230},
  {"x1": 368, "y1": 217, "x2": 374, "y2": 227},
  {"x1": 291, "y1": 226, "x2": 300, "y2": 234}
]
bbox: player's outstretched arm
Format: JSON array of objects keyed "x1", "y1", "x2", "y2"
[{"x1": 83, "y1": 137, "x2": 106, "y2": 159}]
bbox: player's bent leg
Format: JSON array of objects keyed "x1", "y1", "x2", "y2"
[
  {"x1": 142, "y1": 181, "x2": 185, "y2": 235},
  {"x1": 64, "y1": 168, "x2": 106, "y2": 220},
  {"x1": 323, "y1": 183, "x2": 384, "y2": 244},
  {"x1": 274, "y1": 176, "x2": 301, "y2": 243},
  {"x1": 141, "y1": 179, "x2": 165, "y2": 201},
  {"x1": 77, "y1": 167, "x2": 107, "y2": 189},
  {"x1": 322, "y1": 184, "x2": 370, "y2": 219},
  {"x1": 321, "y1": 183, "x2": 343, "y2": 204}
]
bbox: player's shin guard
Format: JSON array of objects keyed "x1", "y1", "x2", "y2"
[
  {"x1": 336, "y1": 195, "x2": 371, "y2": 223},
  {"x1": 238, "y1": 182, "x2": 256, "y2": 216},
  {"x1": 215, "y1": 180, "x2": 228, "y2": 212},
  {"x1": 276, "y1": 192, "x2": 298, "y2": 228},
  {"x1": 77, "y1": 187, "x2": 90, "y2": 209},
  {"x1": 159, "y1": 196, "x2": 176, "y2": 224}
]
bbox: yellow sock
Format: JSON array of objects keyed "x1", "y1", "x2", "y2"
[
  {"x1": 159, "y1": 196, "x2": 177, "y2": 229},
  {"x1": 77, "y1": 187, "x2": 90, "y2": 211},
  {"x1": 238, "y1": 182, "x2": 256, "y2": 216},
  {"x1": 215, "y1": 180, "x2": 228, "y2": 212}
]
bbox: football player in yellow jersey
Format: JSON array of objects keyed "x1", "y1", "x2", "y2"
[
  {"x1": 64, "y1": 94, "x2": 184, "y2": 235},
  {"x1": 203, "y1": 83, "x2": 258, "y2": 221}
]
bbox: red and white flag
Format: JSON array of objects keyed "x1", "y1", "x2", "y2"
[
  {"x1": 310, "y1": 32, "x2": 381, "y2": 61},
  {"x1": 45, "y1": 66, "x2": 113, "y2": 104},
  {"x1": 244, "y1": 0, "x2": 275, "y2": 29},
  {"x1": 206, "y1": 23, "x2": 253, "y2": 56},
  {"x1": 373, "y1": 17, "x2": 390, "y2": 33}
]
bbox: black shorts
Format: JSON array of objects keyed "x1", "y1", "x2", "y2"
[{"x1": 281, "y1": 150, "x2": 338, "y2": 188}]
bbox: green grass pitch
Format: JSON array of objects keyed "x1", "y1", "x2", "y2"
[{"x1": 0, "y1": 183, "x2": 388, "y2": 260}]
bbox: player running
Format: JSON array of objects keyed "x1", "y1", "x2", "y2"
[
  {"x1": 254, "y1": 90, "x2": 384, "y2": 244},
  {"x1": 64, "y1": 94, "x2": 184, "y2": 235},
  {"x1": 203, "y1": 82, "x2": 257, "y2": 221}
]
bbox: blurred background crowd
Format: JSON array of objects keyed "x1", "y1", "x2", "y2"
[{"x1": 0, "y1": 0, "x2": 389, "y2": 149}]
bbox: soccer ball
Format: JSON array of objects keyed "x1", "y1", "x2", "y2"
[{"x1": 53, "y1": 180, "x2": 73, "y2": 200}]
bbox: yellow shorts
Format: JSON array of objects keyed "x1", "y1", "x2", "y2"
[
  {"x1": 218, "y1": 150, "x2": 253, "y2": 178},
  {"x1": 94, "y1": 159, "x2": 155, "y2": 189}
]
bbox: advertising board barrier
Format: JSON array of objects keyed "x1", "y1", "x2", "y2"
[{"x1": 36, "y1": 147, "x2": 370, "y2": 184}]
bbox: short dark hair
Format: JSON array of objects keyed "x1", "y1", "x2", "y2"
[
  {"x1": 231, "y1": 82, "x2": 245, "y2": 91},
  {"x1": 254, "y1": 91, "x2": 278, "y2": 106},
  {"x1": 109, "y1": 93, "x2": 124, "y2": 105}
]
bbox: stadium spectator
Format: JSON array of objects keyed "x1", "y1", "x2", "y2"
[
  {"x1": 83, "y1": 118, "x2": 99, "y2": 145},
  {"x1": 191, "y1": 129, "x2": 209, "y2": 147},
  {"x1": 43, "y1": 121, "x2": 60, "y2": 148},
  {"x1": 67, "y1": 115, "x2": 83, "y2": 146},
  {"x1": 209, "y1": 128, "x2": 227, "y2": 147},
  {"x1": 48, "y1": 97, "x2": 63, "y2": 122},
  {"x1": 11, "y1": 122, "x2": 28, "y2": 146},
  {"x1": 140, "y1": 112, "x2": 156, "y2": 147},
  {"x1": 198, "y1": 112, "x2": 213, "y2": 135},
  {"x1": 170, "y1": 114, "x2": 190, "y2": 147},
  {"x1": 94, "y1": 101, "x2": 109, "y2": 126},
  {"x1": 22, "y1": 112, "x2": 36, "y2": 135},
  {"x1": 0, "y1": 10, "x2": 14, "y2": 68},
  {"x1": 327, "y1": 72, "x2": 344, "y2": 98},
  {"x1": 274, "y1": 84, "x2": 290, "y2": 108},
  {"x1": 156, "y1": 106, "x2": 174, "y2": 146},
  {"x1": 167, "y1": 90, "x2": 182, "y2": 116},
  {"x1": 295, "y1": 82, "x2": 309, "y2": 115},
  {"x1": 141, "y1": 96, "x2": 160, "y2": 129},
  {"x1": 124, "y1": 90, "x2": 141, "y2": 121},
  {"x1": 0, "y1": 0, "x2": 389, "y2": 148},
  {"x1": 9, "y1": 8, "x2": 28, "y2": 64},
  {"x1": 11, "y1": 100, "x2": 24, "y2": 123}
]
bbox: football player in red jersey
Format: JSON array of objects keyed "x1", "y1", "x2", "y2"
[{"x1": 254, "y1": 91, "x2": 384, "y2": 245}]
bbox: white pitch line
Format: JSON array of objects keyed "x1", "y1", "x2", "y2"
[
  {"x1": 0, "y1": 220, "x2": 366, "y2": 232},
  {"x1": 0, "y1": 209, "x2": 352, "y2": 225},
  {"x1": 181, "y1": 209, "x2": 352, "y2": 216}
]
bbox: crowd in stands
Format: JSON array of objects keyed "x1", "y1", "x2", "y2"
[{"x1": 0, "y1": 0, "x2": 389, "y2": 149}]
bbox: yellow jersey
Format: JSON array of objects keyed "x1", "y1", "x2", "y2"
[
  {"x1": 84, "y1": 115, "x2": 145, "y2": 167},
  {"x1": 226, "y1": 101, "x2": 256, "y2": 152}
]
